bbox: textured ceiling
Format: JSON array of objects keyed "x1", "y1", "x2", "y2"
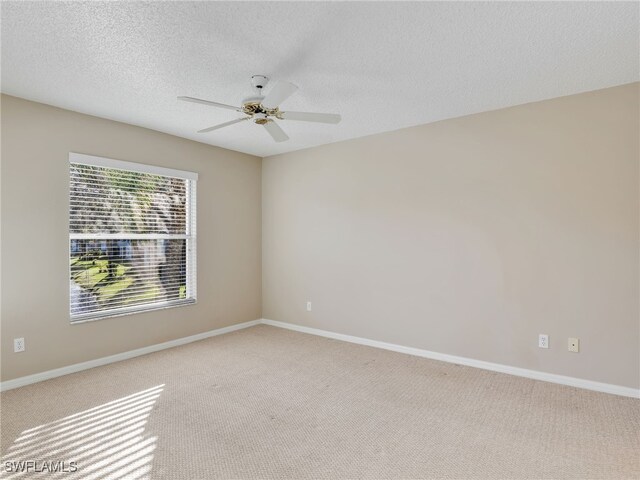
[{"x1": 2, "y1": 2, "x2": 638, "y2": 157}]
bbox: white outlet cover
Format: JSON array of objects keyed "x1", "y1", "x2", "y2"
[
  {"x1": 306, "y1": 302, "x2": 312, "y2": 312},
  {"x1": 538, "y1": 334, "x2": 549, "y2": 349},
  {"x1": 13, "y1": 337, "x2": 25, "y2": 353}
]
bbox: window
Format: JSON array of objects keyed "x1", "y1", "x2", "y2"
[{"x1": 69, "y1": 153, "x2": 197, "y2": 322}]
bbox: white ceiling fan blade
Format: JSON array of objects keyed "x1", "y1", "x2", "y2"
[
  {"x1": 280, "y1": 111, "x2": 341, "y2": 124},
  {"x1": 197, "y1": 117, "x2": 249, "y2": 133},
  {"x1": 263, "y1": 120, "x2": 289, "y2": 142},
  {"x1": 262, "y1": 81, "x2": 298, "y2": 109},
  {"x1": 178, "y1": 96, "x2": 241, "y2": 112}
]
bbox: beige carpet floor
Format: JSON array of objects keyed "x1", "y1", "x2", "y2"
[{"x1": 1, "y1": 324, "x2": 638, "y2": 479}]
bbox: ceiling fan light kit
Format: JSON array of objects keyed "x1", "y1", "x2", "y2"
[{"x1": 178, "y1": 75, "x2": 341, "y2": 143}]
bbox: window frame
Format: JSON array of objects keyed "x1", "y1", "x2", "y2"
[{"x1": 68, "y1": 152, "x2": 198, "y2": 323}]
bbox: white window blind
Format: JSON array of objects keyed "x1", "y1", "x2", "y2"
[{"x1": 69, "y1": 153, "x2": 197, "y2": 323}]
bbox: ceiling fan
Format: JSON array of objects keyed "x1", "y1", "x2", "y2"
[{"x1": 178, "y1": 75, "x2": 341, "y2": 143}]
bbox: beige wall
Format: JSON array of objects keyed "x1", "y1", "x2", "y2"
[
  {"x1": 2, "y1": 84, "x2": 638, "y2": 389},
  {"x1": 262, "y1": 83, "x2": 640, "y2": 389},
  {"x1": 1, "y1": 95, "x2": 262, "y2": 381}
]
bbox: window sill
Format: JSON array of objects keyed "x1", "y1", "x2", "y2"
[{"x1": 70, "y1": 298, "x2": 197, "y2": 324}]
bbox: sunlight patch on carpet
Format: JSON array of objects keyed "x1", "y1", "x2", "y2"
[{"x1": 1, "y1": 385, "x2": 163, "y2": 479}]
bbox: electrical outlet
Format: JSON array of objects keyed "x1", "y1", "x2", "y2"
[
  {"x1": 568, "y1": 337, "x2": 579, "y2": 353},
  {"x1": 14, "y1": 338, "x2": 25, "y2": 353},
  {"x1": 306, "y1": 301, "x2": 312, "y2": 312},
  {"x1": 538, "y1": 334, "x2": 549, "y2": 349}
]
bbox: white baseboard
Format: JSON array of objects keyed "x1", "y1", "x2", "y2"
[
  {"x1": 0, "y1": 319, "x2": 261, "y2": 392},
  {"x1": 261, "y1": 318, "x2": 640, "y2": 399},
  {"x1": 2, "y1": 317, "x2": 638, "y2": 399}
]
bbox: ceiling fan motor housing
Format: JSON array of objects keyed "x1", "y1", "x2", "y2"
[{"x1": 241, "y1": 97, "x2": 279, "y2": 118}]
